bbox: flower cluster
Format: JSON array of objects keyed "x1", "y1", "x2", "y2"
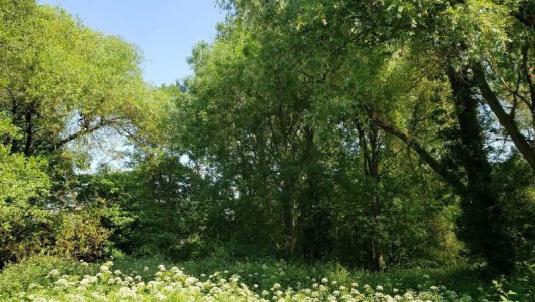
[{"x1": 7, "y1": 262, "x2": 513, "y2": 302}]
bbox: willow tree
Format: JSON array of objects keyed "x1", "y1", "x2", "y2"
[
  {"x1": 175, "y1": 4, "x2": 461, "y2": 267},
  {"x1": 181, "y1": 25, "x2": 316, "y2": 253},
  {"x1": 0, "y1": 3, "x2": 166, "y2": 168},
  {"x1": 338, "y1": 0, "x2": 534, "y2": 274},
  {"x1": 220, "y1": 0, "x2": 535, "y2": 273}
]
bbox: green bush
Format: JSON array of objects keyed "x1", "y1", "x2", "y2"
[
  {"x1": 0, "y1": 206, "x2": 55, "y2": 268},
  {"x1": 53, "y1": 209, "x2": 113, "y2": 262},
  {"x1": 0, "y1": 116, "x2": 52, "y2": 268},
  {"x1": 0, "y1": 255, "x2": 96, "y2": 299}
]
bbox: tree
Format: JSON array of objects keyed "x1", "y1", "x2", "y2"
[
  {"x1": 0, "y1": 1, "x2": 172, "y2": 265},
  {"x1": 220, "y1": 0, "x2": 533, "y2": 273},
  {"x1": 0, "y1": 3, "x2": 165, "y2": 167},
  {"x1": 174, "y1": 11, "x2": 462, "y2": 268}
]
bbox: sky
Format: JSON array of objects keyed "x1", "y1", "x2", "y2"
[{"x1": 38, "y1": 0, "x2": 226, "y2": 86}]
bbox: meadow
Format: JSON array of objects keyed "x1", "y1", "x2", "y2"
[{"x1": 1, "y1": 256, "x2": 533, "y2": 301}]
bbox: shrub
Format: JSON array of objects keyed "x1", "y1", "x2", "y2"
[
  {"x1": 0, "y1": 206, "x2": 55, "y2": 269},
  {"x1": 0, "y1": 255, "x2": 95, "y2": 299},
  {"x1": 53, "y1": 209, "x2": 113, "y2": 262},
  {"x1": 0, "y1": 118, "x2": 52, "y2": 268}
]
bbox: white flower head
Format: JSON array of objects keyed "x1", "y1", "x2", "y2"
[{"x1": 47, "y1": 269, "x2": 60, "y2": 278}]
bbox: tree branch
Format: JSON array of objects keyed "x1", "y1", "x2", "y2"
[
  {"x1": 370, "y1": 113, "x2": 467, "y2": 196},
  {"x1": 52, "y1": 117, "x2": 116, "y2": 151},
  {"x1": 521, "y1": 44, "x2": 535, "y2": 126},
  {"x1": 473, "y1": 63, "x2": 535, "y2": 170}
]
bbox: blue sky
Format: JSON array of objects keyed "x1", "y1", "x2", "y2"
[{"x1": 38, "y1": 0, "x2": 225, "y2": 85}]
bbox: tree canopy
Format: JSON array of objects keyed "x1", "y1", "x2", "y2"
[{"x1": 0, "y1": 0, "x2": 534, "y2": 280}]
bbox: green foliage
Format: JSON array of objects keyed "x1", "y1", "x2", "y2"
[
  {"x1": 0, "y1": 2, "x2": 170, "y2": 169},
  {"x1": 0, "y1": 1, "x2": 170, "y2": 268},
  {"x1": 166, "y1": 10, "x2": 465, "y2": 269},
  {"x1": 0, "y1": 115, "x2": 50, "y2": 204},
  {"x1": 493, "y1": 155, "x2": 535, "y2": 260},
  {"x1": 207, "y1": 0, "x2": 535, "y2": 274},
  {"x1": 0, "y1": 115, "x2": 52, "y2": 267},
  {"x1": 121, "y1": 155, "x2": 215, "y2": 260},
  {"x1": 53, "y1": 209, "x2": 113, "y2": 262},
  {"x1": 2, "y1": 256, "x2": 533, "y2": 301},
  {"x1": 112, "y1": 256, "x2": 484, "y2": 295},
  {"x1": 0, "y1": 255, "x2": 95, "y2": 298},
  {"x1": 1, "y1": 0, "x2": 534, "y2": 299},
  {"x1": 1, "y1": 117, "x2": 123, "y2": 266}
]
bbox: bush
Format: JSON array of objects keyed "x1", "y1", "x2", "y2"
[
  {"x1": 0, "y1": 255, "x2": 95, "y2": 299},
  {"x1": 0, "y1": 206, "x2": 55, "y2": 268},
  {"x1": 54, "y1": 209, "x2": 113, "y2": 262},
  {"x1": 1, "y1": 202, "x2": 119, "y2": 268},
  {"x1": 0, "y1": 121, "x2": 52, "y2": 268}
]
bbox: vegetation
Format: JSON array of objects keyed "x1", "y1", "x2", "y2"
[
  {"x1": 1, "y1": 0, "x2": 534, "y2": 301},
  {"x1": 0, "y1": 255, "x2": 533, "y2": 301}
]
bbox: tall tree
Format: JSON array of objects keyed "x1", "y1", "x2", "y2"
[
  {"x1": 0, "y1": 3, "x2": 166, "y2": 167},
  {"x1": 221, "y1": 0, "x2": 531, "y2": 273}
]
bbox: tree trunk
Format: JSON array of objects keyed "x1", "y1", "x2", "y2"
[
  {"x1": 281, "y1": 177, "x2": 297, "y2": 256},
  {"x1": 356, "y1": 120, "x2": 386, "y2": 271},
  {"x1": 299, "y1": 125, "x2": 330, "y2": 260},
  {"x1": 23, "y1": 106, "x2": 34, "y2": 156},
  {"x1": 448, "y1": 67, "x2": 515, "y2": 274}
]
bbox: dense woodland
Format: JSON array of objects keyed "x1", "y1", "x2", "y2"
[{"x1": 1, "y1": 0, "x2": 535, "y2": 301}]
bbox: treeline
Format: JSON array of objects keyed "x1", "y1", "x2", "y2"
[
  {"x1": 1, "y1": 0, "x2": 534, "y2": 276},
  {"x1": 0, "y1": 1, "x2": 171, "y2": 268}
]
